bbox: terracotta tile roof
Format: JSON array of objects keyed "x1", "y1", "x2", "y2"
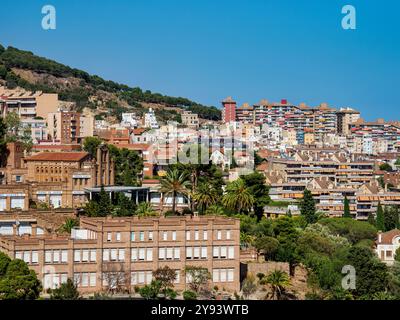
[
  {"x1": 132, "y1": 128, "x2": 147, "y2": 135},
  {"x1": 26, "y1": 152, "x2": 89, "y2": 162},
  {"x1": 377, "y1": 229, "x2": 400, "y2": 244}
]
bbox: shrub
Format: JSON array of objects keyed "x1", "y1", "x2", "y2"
[{"x1": 183, "y1": 290, "x2": 197, "y2": 300}]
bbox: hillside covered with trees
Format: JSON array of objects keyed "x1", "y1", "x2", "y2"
[{"x1": 0, "y1": 44, "x2": 221, "y2": 122}]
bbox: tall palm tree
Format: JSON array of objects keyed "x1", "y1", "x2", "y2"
[
  {"x1": 135, "y1": 202, "x2": 158, "y2": 217},
  {"x1": 240, "y1": 232, "x2": 255, "y2": 249},
  {"x1": 265, "y1": 270, "x2": 290, "y2": 300},
  {"x1": 160, "y1": 168, "x2": 191, "y2": 214},
  {"x1": 58, "y1": 218, "x2": 79, "y2": 234},
  {"x1": 222, "y1": 178, "x2": 254, "y2": 213},
  {"x1": 192, "y1": 183, "x2": 219, "y2": 213}
]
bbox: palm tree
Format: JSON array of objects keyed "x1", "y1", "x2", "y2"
[
  {"x1": 192, "y1": 183, "x2": 219, "y2": 213},
  {"x1": 58, "y1": 218, "x2": 79, "y2": 234},
  {"x1": 160, "y1": 168, "x2": 191, "y2": 214},
  {"x1": 240, "y1": 232, "x2": 255, "y2": 249},
  {"x1": 205, "y1": 204, "x2": 225, "y2": 216},
  {"x1": 264, "y1": 270, "x2": 290, "y2": 300},
  {"x1": 222, "y1": 178, "x2": 254, "y2": 213},
  {"x1": 135, "y1": 202, "x2": 158, "y2": 217}
]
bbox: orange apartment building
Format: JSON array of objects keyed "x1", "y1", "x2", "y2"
[{"x1": 0, "y1": 215, "x2": 241, "y2": 294}]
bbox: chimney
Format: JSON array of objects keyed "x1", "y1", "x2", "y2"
[{"x1": 378, "y1": 232, "x2": 382, "y2": 243}]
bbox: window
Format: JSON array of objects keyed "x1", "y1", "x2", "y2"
[
  {"x1": 159, "y1": 248, "x2": 165, "y2": 260},
  {"x1": 387, "y1": 250, "x2": 393, "y2": 258},
  {"x1": 32, "y1": 251, "x2": 38, "y2": 264},
  {"x1": 163, "y1": 231, "x2": 168, "y2": 241},
  {"x1": 90, "y1": 273, "x2": 96, "y2": 287},
  {"x1": 45, "y1": 251, "x2": 52, "y2": 263},
  {"x1": 119, "y1": 249, "x2": 125, "y2": 261},
  {"x1": 226, "y1": 230, "x2": 231, "y2": 240},
  {"x1": 174, "y1": 248, "x2": 180, "y2": 260},
  {"x1": 131, "y1": 248, "x2": 138, "y2": 261},
  {"x1": 167, "y1": 248, "x2": 173, "y2": 260},
  {"x1": 213, "y1": 247, "x2": 219, "y2": 258},
  {"x1": 15, "y1": 252, "x2": 22, "y2": 260},
  {"x1": 195, "y1": 230, "x2": 199, "y2": 240},
  {"x1": 74, "y1": 250, "x2": 81, "y2": 262},
  {"x1": 175, "y1": 270, "x2": 180, "y2": 284},
  {"x1": 148, "y1": 232, "x2": 153, "y2": 241},
  {"x1": 139, "y1": 248, "x2": 145, "y2": 261},
  {"x1": 90, "y1": 250, "x2": 96, "y2": 262},
  {"x1": 172, "y1": 231, "x2": 176, "y2": 241},
  {"x1": 131, "y1": 232, "x2": 135, "y2": 241},
  {"x1": 186, "y1": 231, "x2": 190, "y2": 241},
  {"x1": 23, "y1": 251, "x2": 30, "y2": 263},
  {"x1": 116, "y1": 232, "x2": 121, "y2": 242},
  {"x1": 220, "y1": 246, "x2": 227, "y2": 259},
  {"x1": 201, "y1": 247, "x2": 207, "y2": 259},
  {"x1": 53, "y1": 251, "x2": 60, "y2": 263},
  {"x1": 227, "y1": 269, "x2": 234, "y2": 282},
  {"x1": 82, "y1": 250, "x2": 89, "y2": 262},
  {"x1": 213, "y1": 269, "x2": 219, "y2": 282},
  {"x1": 217, "y1": 230, "x2": 222, "y2": 240},
  {"x1": 61, "y1": 250, "x2": 68, "y2": 263},
  {"x1": 228, "y1": 246, "x2": 235, "y2": 259},
  {"x1": 103, "y1": 249, "x2": 110, "y2": 261},
  {"x1": 107, "y1": 232, "x2": 112, "y2": 242},
  {"x1": 131, "y1": 271, "x2": 152, "y2": 285},
  {"x1": 186, "y1": 247, "x2": 192, "y2": 259},
  {"x1": 203, "y1": 230, "x2": 208, "y2": 240},
  {"x1": 139, "y1": 231, "x2": 144, "y2": 241},
  {"x1": 82, "y1": 273, "x2": 89, "y2": 287},
  {"x1": 110, "y1": 249, "x2": 118, "y2": 261},
  {"x1": 146, "y1": 248, "x2": 153, "y2": 261},
  {"x1": 196, "y1": 246, "x2": 203, "y2": 259}
]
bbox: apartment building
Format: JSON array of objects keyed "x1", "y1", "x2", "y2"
[
  {"x1": 221, "y1": 96, "x2": 236, "y2": 123},
  {"x1": 336, "y1": 107, "x2": 360, "y2": 135},
  {"x1": 236, "y1": 103, "x2": 254, "y2": 124},
  {"x1": 144, "y1": 108, "x2": 159, "y2": 129},
  {"x1": 181, "y1": 110, "x2": 199, "y2": 128},
  {"x1": 0, "y1": 86, "x2": 59, "y2": 119},
  {"x1": 0, "y1": 215, "x2": 241, "y2": 294},
  {"x1": 47, "y1": 110, "x2": 94, "y2": 144}
]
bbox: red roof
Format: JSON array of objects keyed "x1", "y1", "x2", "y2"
[{"x1": 26, "y1": 152, "x2": 89, "y2": 162}]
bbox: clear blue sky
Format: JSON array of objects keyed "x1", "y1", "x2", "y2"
[{"x1": 1, "y1": 0, "x2": 399, "y2": 121}]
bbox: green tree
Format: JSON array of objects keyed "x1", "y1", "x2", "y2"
[
  {"x1": 300, "y1": 189, "x2": 317, "y2": 224},
  {"x1": 139, "y1": 280, "x2": 162, "y2": 300},
  {"x1": 379, "y1": 163, "x2": 393, "y2": 172},
  {"x1": 160, "y1": 168, "x2": 190, "y2": 214},
  {"x1": 83, "y1": 200, "x2": 100, "y2": 217},
  {"x1": 264, "y1": 270, "x2": 290, "y2": 300},
  {"x1": 384, "y1": 206, "x2": 400, "y2": 231},
  {"x1": 109, "y1": 145, "x2": 143, "y2": 186},
  {"x1": 347, "y1": 246, "x2": 389, "y2": 298},
  {"x1": 153, "y1": 266, "x2": 176, "y2": 298},
  {"x1": 97, "y1": 186, "x2": 112, "y2": 217},
  {"x1": 4, "y1": 111, "x2": 21, "y2": 139},
  {"x1": 112, "y1": 193, "x2": 136, "y2": 217},
  {"x1": 0, "y1": 118, "x2": 7, "y2": 166},
  {"x1": 49, "y1": 278, "x2": 80, "y2": 300},
  {"x1": 184, "y1": 266, "x2": 211, "y2": 294},
  {"x1": 254, "y1": 236, "x2": 279, "y2": 261},
  {"x1": 343, "y1": 196, "x2": 351, "y2": 218},
  {"x1": 58, "y1": 218, "x2": 79, "y2": 234},
  {"x1": 376, "y1": 202, "x2": 385, "y2": 231},
  {"x1": 192, "y1": 183, "x2": 219, "y2": 213},
  {"x1": 0, "y1": 258, "x2": 42, "y2": 300},
  {"x1": 0, "y1": 252, "x2": 11, "y2": 277},
  {"x1": 83, "y1": 137, "x2": 102, "y2": 158},
  {"x1": 135, "y1": 202, "x2": 157, "y2": 217},
  {"x1": 222, "y1": 178, "x2": 254, "y2": 213},
  {"x1": 241, "y1": 172, "x2": 270, "y2": 220},
  {"x1": 395, "y1": 247, "x2": 400, "y2": 263},
  {"x1": 205, "y1": 204, "x2": 225, "y2": 216},
  {"x1": 183, "y1": 290, "x2": 197, "y2": 300},
  {"x1": 367, "y1": 212, "x2": 376, "y2": 227}
]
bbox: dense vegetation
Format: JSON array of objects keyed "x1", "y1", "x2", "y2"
[{"x1": 0, "y1": 44, "x2": 221, "y2": 120}]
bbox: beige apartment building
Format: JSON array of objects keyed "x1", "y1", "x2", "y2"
[
  {"x1": 0, "y1": 215, "x2": 241, "y2": 294},
  {"x1": 0, "y1": 86, "x2": 59, "y2": 119},
  {"x1": 47, "y1": 110, "x2": 94, "y2": 144},
  {"x1": 181, "y1": 111, "x2": 199, "y2": 128},
  {"x1": 336, "y1": 107, "x2": 360, "y2": 135}
]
